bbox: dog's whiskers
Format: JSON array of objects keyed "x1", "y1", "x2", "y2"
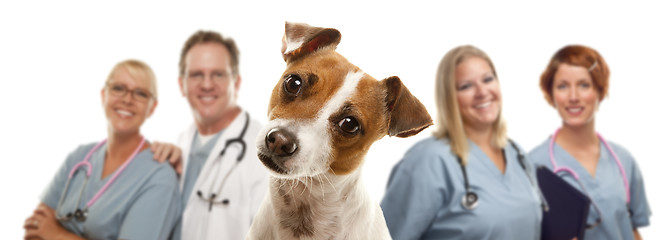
[
  {"x1": 310, "y1": 176, "x2": 315, "y2": 196},
  {"x1": 299, "y1": 176, "x2": 308, "y2": 196},
  {"x1": 272, "y1": 178, "x2": 281, "y2": 195},
  {"x1": 279, "y1": 179, "x2": 295, "y2": 198},
  {"x1": 325, "y1": 168, "x2": 338, "y2": 193},
  {"x1": 272, "y1": 177, "x2": 281, "y2": 188},
  {"x1": 317, "y1": 174, "x2": 325, "y2": 202},
  {"x1": 277, "y1": 178, "x2": 288, "y2": 189},
  {"x1": 291, "y1": 179, "x2": 298, "y2": 209},
  {"x1": 293, "y1": 178, "x2": 300, "y2": 190}
]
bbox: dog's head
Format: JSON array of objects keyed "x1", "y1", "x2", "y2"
[{"x1": 257, "y1": 22, "x2": 432, "y2": 179}]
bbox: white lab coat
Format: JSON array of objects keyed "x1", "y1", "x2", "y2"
[{"x1": 177, "y1": 111, "x2": 269, "y2": 240}]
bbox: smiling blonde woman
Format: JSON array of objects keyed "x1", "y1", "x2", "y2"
[
  {"x1": 23, "y1": 60, "x2": 181, "y2": 240},
  {"x1": 381, "y1": 45, "x2": 544, "y2": 240}
]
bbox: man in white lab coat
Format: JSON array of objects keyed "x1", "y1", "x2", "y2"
[{"x1": 155, "y1": 30, "x2": 268, "y2": 240}]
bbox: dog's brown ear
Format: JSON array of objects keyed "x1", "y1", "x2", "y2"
[
  {"x1": 382, "y1": 76, "x2": 433, "y2": 138},
  {"x1": 281, "y1": 22, "x2": 341, "y2": 63}
]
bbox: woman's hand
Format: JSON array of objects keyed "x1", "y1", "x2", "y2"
[
  {"x1": 150, "y1": 141, "x2": 183, "y2": 176},
  {"x1": 23, "y1": 204, "x2": 82, "y2": 240}
]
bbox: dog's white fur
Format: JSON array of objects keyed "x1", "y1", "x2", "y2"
[{"x1": 249, "y1": 168, "x2": 390, "y2": 239}]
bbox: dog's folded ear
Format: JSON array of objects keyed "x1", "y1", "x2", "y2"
[
  {"x1": 382, "y1": 76, "x2": 433, "y2": 138},
  {"x1": 282, "y1": 22, "x2": 341, "y2": 63}
]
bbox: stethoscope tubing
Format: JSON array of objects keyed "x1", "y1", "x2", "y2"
[
  {"x1": 197, "y1": 112, "x2": 249, "y2": 207},
  {"x1": 549, "y1": 128, "x2": 630, "y2": 203},
  {"x1": 66, "y1": 140, "x2": 107, "y2": 178},
  {"x1": 56, "y1": 137, "x2": 145, "y2": 220},
  {"x1": 457, "y1": 139, "x2": 547, "y2": 211}
]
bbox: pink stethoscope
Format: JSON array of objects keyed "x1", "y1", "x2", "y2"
[
  {"x1": 549, "y1": 128, "x2": 630, "y2": 228},
  {"x1": 55, "y1": 138, "x2": 145, "y2": 222}
]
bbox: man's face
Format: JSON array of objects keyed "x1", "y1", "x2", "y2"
[{"x1": 179, "y1": 42, "x2": 240, "y2": 125}]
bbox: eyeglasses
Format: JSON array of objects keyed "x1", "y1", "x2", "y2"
[{"x1": 106, "y1": 83, "x2": 154, "y2": 103}]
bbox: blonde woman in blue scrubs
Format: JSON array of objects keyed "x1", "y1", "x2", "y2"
[
  {"x1": 528, "y1": 45, "x2": 651, "y2": 240},
  {"x1": 23, "y1": 60, "x2": 181, "y2": 239},
  {"x1": 381, "y1": 45, "x2": 544, "y2": 239}
]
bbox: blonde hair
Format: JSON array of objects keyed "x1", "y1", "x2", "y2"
[
  {"x1": 106, "y1": 59, "x2": 158, "y2": 99},
  {"x1": 433, "y1": 45, "x2": 507, "y2": 163}
]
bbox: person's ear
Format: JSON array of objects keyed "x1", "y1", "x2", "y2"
[
  {"x1": 147, "y1": 99, "x2": 158, "y2": 118},
  {"x1": 234, "y1": 74, "x2": 241, "y2": 92},
  {"x1": 101, "y1": 88, "x2": 106, "y2": 105},
  {"x1": 233, "y1": 74, "x2": 241, "y2": 99},
  {"x1": 178, "y1": 76, "x2": 186, "y2": 97}
]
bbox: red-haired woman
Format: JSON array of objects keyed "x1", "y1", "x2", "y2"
[{"x1": 528, "y1": 45, "x2": 651, "y2": 240}]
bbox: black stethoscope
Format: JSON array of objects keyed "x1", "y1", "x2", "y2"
[
  {"x1": 457, "y1": 139, "x2": 548, "y2": 211},
  {"x1": 195, "y1": 112, "x2": 249, "y2": 211}
]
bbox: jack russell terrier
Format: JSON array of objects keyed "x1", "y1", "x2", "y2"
[{"x1": 247, "y1": 22, "x2": 432, "y2": 240}]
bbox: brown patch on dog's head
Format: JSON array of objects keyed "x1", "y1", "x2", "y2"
[
  {"x1": 266, "y1": 53, "x2": 353, "y2": 121},
  {"x1": 328, "y1": 76, "x2": 433, "y2": 175},
  {"x1": 327, "y1": 75, "x2": 387, "y2": 174}
]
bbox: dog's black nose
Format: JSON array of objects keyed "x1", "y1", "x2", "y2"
[{"x1": 265, "y1": 128, "x2": 298, "y2": 157}]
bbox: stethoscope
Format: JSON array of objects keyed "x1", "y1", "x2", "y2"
[
  {"x1": 195, "y1": 112, "x2": 249, "y2": 211},
  {"x1": 55, "y1": 137, "x2": 145, "y2": 222},
  {"x1": 457, "y1": 139, "x2": 548, "y2": 211},
  {"x1": 549, "y1": 128, "x2": 630, "y2": 229}
]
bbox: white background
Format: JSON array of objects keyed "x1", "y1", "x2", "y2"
[{"x1": 2, "y1": 0, "x2": 669, "y2": 238}]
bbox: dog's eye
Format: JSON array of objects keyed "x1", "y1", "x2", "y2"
[
  {"x1": 338, "y1": 117, "x2": 360, "y2": 134},
  {"x1": 283, "y1": 74, "x2": 302, "y2": 96}
]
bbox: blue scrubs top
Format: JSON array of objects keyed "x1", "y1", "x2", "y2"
[
  {"x1": 528, "y1": 138, "x2": 651, "y2": 240},
  {"x1": 42, "y1": 142, "x2": 182, "y2": 240},
  {"x1": 381, "y1": 137, "x2": 542, "y2": 240},
  {"x1": 171, "y1": 130, "x2": 222, "y2": 240}
]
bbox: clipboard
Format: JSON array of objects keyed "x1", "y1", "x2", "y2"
[{"x1": 536, "y1": 166, "x2": 590, "y2": 240}]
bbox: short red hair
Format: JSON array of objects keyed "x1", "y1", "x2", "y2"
[{"x1": 539, "y1": 45, "x2": 610, "y2": 105}]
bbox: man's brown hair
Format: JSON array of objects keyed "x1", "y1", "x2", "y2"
[{"x1": 179, "y1": 30, "x2": 240, "y2": 77}]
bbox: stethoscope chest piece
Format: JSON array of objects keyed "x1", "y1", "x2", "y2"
[
  {"x1": 457, "y1": 156, "x2": 479, "y2": 210},
  {"x1": 74, "y1": 209, "x2": 88, "y2": 221},
  {"x1": 462, "y1": 192, "x2": 479, "y2": 210}
]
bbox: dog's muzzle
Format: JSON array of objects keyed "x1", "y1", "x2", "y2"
[{"x1": 258, "y1": 128, "x2": 298, "y2": 174}]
